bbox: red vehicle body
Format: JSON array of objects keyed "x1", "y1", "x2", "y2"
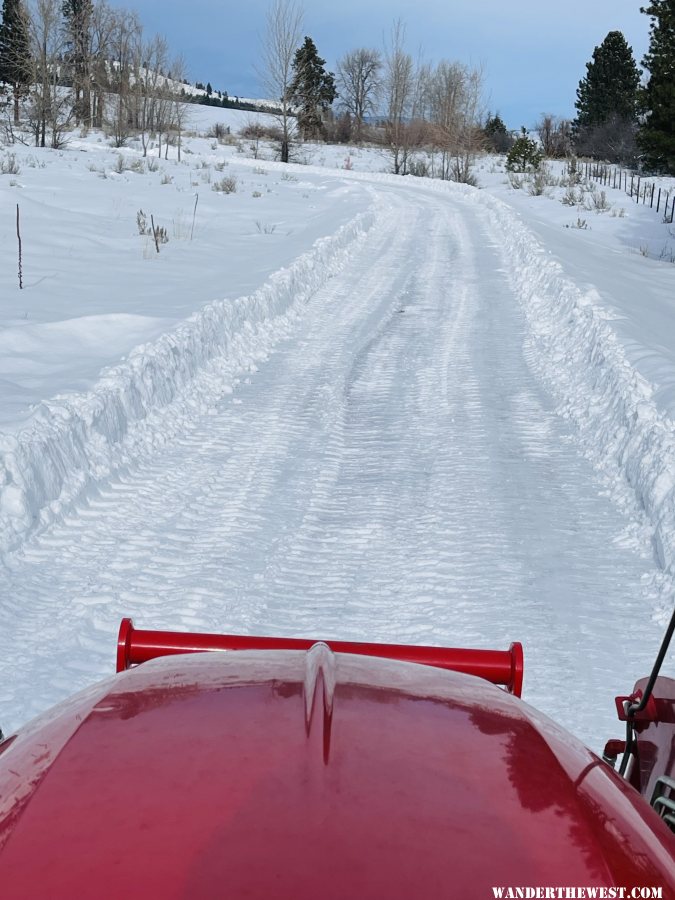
[{"x1": 0, "y1": 618, "x2": 674, "y2": 898}]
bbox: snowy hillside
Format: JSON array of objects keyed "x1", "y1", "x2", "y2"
[{"x1": 1, "y1": 104, "x2": 674, "y2": 756}]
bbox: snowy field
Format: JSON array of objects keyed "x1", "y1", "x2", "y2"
[{"x1": 1, "y1": 104, "x2": 675, "y2": 757}]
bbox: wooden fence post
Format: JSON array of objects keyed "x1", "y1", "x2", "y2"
[{"x1": 16, "y1": 204, "x2": 22, "y2": 290}]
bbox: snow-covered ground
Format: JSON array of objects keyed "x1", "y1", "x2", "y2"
[{"x1": 1, "y1": 104, "x2": 674, "y2": 758}]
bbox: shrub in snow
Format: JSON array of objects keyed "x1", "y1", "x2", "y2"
[
  {"x1": 526, "y1": 164, "x2": 560, "y2": 195},
  {"x1": 586, "y1": 187, "x2": 611, "y2": 212},
  {"x1": 527, "y1": 169, "x2": 549, "y2": 196},
  {"x1": 407, "y1": 157, "x2": 429, "y2": 178},
  {"x1": 207, "y1": 122, "x2": 231, "y2": 141},
  {"x1": 137, "y1": 209, "x2": 149, "y2": 235},
  {"x1": 213, "y1": 175, "x2": 237, "y2": 194},
  {"x1": 136, "y1": 210, "x2": 168, "y2": 245},
  {"x1": 507, "y1": 172, "x2": 525, "y2": 190},
  {"x1": 154, "y1": 225, "x2": 169, "y2": 245},
  {"x1": 560, "y1": 157, "x2": 583, "y2": 186},
  {"x1": 0, "y1": 153, "x2": 20, "y2": 175},
  {"x1": 562, "y1": 186, "x2": 583, "y2": 207}
]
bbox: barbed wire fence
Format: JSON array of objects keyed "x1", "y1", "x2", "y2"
[{"x1": 573, "y1": 160, "x2": 675, "y2": 225}]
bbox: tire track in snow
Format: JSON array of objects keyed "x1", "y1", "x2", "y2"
[{"x1": 0, "y1": 186, "x2": 664, "y2": 756}]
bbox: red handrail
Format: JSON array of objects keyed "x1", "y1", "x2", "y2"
[{"x1": 117, "y1": 618, "x2": 524, "y2": 696}]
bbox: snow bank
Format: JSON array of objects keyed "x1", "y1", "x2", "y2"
[
  {"x1": 418, "y1": 182, "x2": 675, "y2": 595},
  {"x1": 0, "y1": 201, "x2": 380, "y2": 560},
  {"x1": 482, "y1": 193, "x2": 675, "y2": 575}
]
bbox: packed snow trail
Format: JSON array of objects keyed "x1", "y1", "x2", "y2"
[{"x1": 0, "y1": 183, "x2": 663, "y2": 752}]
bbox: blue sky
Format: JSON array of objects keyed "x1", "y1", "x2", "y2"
[{"x1": 107, "y1": 0, "x2": 650, "y2": 128}]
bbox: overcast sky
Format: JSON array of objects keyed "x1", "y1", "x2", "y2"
[{"x1": 106, "y1": 0, "x2": 650, "y2": 127}]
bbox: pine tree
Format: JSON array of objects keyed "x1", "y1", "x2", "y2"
[
  {"x1": 0, "y1": 0, "x2": 32, "y2": 124},
  {"x1": 574, "y1": 31, "x2": 640, "y2": 132},
  {"x1": 289, "y1": 36, "x2": 337, "y2": 140},
  {"x1": 484, "y1": 113, "x2": 512, "y2": 153},
  {"x1": 485, "y1": 113, "x2": 507, "y2": 137},
  {"x1": 62, "y1": 0, "x2": 93, "y2": 126},
  {"x1": 639, "y1": 0, "x2": 675, "y2": 174},
  {"x1": 506, "y1": 129, "x2": 542, "y2": 172}
]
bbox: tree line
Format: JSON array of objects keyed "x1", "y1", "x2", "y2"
[
  {"x1": 0, "y1": 0, "x2": 190, "y2": 154},
  {"x1": 260, "y1": 0, "x2": 674, "y2": 176},
  {"x1": 259, "y1": 1, "x2": 485, "y2": 179},
  {"x1": 506, "y1": 3, "x2": 674, "y2": 174},
  {"x1": 1, "y1": 0, "x2": 672, "y2": 175}
]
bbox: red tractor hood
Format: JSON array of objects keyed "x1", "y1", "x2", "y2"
[{"x1": 1, "y1": 646, "x2": 673, "y2": 898}]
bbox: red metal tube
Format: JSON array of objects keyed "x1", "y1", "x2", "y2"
[{"x1": 117, "y1": 618, "x2": 524, "y2": 695}]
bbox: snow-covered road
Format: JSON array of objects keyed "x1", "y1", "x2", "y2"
[{"x1": 0, "y1": 180, "x2": 665, "y2": 752}]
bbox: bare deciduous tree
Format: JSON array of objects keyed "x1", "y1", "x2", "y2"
[
  {"x1": 89, "y1": 0, "x2": 117, "y2": 130},
  {"x1": 107, "y1": 9, "x2": 140, "y2": 147},
  {"x1": 165, "y1": 54, "x2": 190, "y2": 161},
  {"x1": 536, "y1": 113, "x2": 572, "y2": 159},
  {"x1": 336, "y1": 47, "x2": 381, "y2": 143},
  {"x1": 426, "y1": 60, "x2": 465, "y2": 179},
  {"x1": 418, "y1": 61, "x2": 484, "y2": 183},
  {"x1": 133, "y1": 33, "x2": 168, "y2": 156},
  {"x1": 257, "y1": 0, "x2": 303, "y2": 163},
  {"x1": 383, "y1": 21, "x2": 418, "y2": 175},
  {"x1": 450, "y1": 65, "x2": 484, "y2": 184},
  {"x1": 27, "y1": 0, "x2": 72, "y2": 147},
  {"x1": 574, "y1": 114, "x2": 636, "y2": 165}
]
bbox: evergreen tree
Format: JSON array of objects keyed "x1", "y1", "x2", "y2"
[
  {"x1": 485, "y1": 113, "x2": 507, "y2": 137},
  {"x1": 505, "y1": 129, "x2": 542, "y2": 172},
  {"x1": 484, "y1": 113, "x2": 512, "y2": 153},
  {"x1": 574, "y1": 31, "x2": 640, "y2": 131},
  {"x1": 0, "y1": 0, "x2": 32, "y2": 124},
  {"x1": 639, "y1": 0, "x2": 675, "y2": 173},
  {"x1": 289, "y1": 36, "x2": 336, "y2": 140},
  {"x1": 62, "y1": 0, "x2": 94, "y2": 126}
]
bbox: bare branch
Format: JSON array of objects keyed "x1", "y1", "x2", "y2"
[{"x1": 256, "y1": 0, "x2": 303, "y2": 162}]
